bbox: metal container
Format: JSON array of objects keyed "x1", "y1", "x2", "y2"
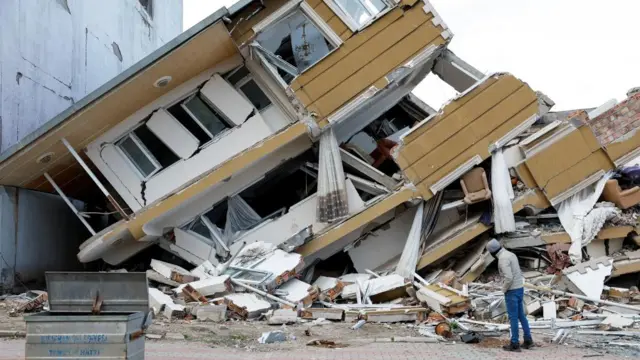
[{"x1": 25, "y1": 272, "x2": 150, "y2": 359}]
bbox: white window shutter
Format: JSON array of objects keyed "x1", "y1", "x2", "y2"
[
  {"x1": 101, "y1": 144, "x2": 143, "y2": 207},
  {"x1": 200, "y1": 74, "x2": 256, "y2": 126},
  {"x1": 146, "y1": 108, "x2": 200, "y2": 159}
]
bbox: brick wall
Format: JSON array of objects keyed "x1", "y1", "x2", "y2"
[{"x1": 588, "y1": 93, "x2": 640, "y2": 145}]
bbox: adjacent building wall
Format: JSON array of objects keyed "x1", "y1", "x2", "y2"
[
  {"x1": 0, "y1": 0, "x2": 183, "y2": 152},
  {"x1": 0, "y1": 186, "x2": 89, "y2": 293}
]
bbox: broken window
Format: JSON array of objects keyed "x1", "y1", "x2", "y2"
[
  {"x1": 225, "y1": 66, "x2": 272, "y2": 112},
  {"x1": 254, "y1": 8, "x2": 338, "y2": 85},
  {"x1": 166, "y1": 92, "x2": 232, "y2": 145},
  {"x1": 330, "y1": 0, "x2": 389, "y2": 29},
  {"x1": 116, "y1": 124, "x2": 179, "y2": 179},
  {"x1": 139, "y1": 0, "x2": 153, "y2": 18}
]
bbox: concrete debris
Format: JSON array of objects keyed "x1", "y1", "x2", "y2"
[
  {"x1": 258, "y1": 330, "x2": 287, "y2": 344},
  {"x1": 195, "y1": 304, "x2": 227, "y2": 322},
  {"x1": 266, "y1": 309, "x2": 298, "y2": 325}
]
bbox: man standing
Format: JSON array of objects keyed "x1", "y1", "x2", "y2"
[{"x1": 486, "y1": 239, "x2": 534, "y2": 352}]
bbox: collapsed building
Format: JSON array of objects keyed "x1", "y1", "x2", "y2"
[{"x1": 0, "y1": 0, "x2": 639, "y2": 325}]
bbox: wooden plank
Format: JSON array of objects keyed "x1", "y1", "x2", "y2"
[
  {"x1": 310, "y1": 23, "x2": 444, "y2": 118},
  {"x1": 397, "y1": 76, "x2": 522, "y2": 168},
  {"x1": 406, "y1": 85, "x2": 533, "y2": 183},
  {"x1": 302, "y1": 7, "x2": 431, "y2": 101}
]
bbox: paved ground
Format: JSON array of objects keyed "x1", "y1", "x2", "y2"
[{"x1": 0, "y1": 339, "x2": 630, "y2": 360}]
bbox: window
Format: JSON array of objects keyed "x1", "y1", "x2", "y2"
[
  {"x1": 225, "y1": 66, "x2": 272, "y2": 112},
  {"x1": 253, "y1": 5, "x2": 341, "y2": 85},
  {"x1": 166, "y1": 93, "x2": 232, "y2": 145},
  {"x1": 327, "y1": 0, "x2": 391, "y2": 30},
  {"x1": 116, "y1": 125, "x2": 179, "y2": 179},
  {"x1": 139, "y1": 0, "x2": 153, "y2": 18}
]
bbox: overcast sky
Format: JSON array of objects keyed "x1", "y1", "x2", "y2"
[{"x1": 183, "y1": 0, "x2": 640, "y2": 111}]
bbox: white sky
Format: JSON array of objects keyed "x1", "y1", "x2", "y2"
[{"x1": 183, "y1": 0, "x2": 640, "y2": 111}]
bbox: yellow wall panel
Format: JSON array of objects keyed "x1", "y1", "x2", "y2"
[
  {"x1": 302, "y1": 7, "x2": 431, "y2": 101},
  {"x1": 310, "y1": 24, "x2": 444, "y2": 118},
  {"x1": 525, "y1": 130, "x2": 592, "y2": 188},
  {"x1": 407, "y1": 86, "x2": 536, "y2": 182},
  {"x1": 417, "y1": 102, "x2": 539, "y2": 192},
  {"x1": 398, "y1": 76, "x2": 524, "y2": 169},
  {"x1": 401, "y1": 79, "x2": 498, "y2": 145},
  {"x1": 543, "y1": 150, "x2": 614, "y2": 200},
  {"x1": 605, "y1": 129, "x2": 640, "y2": 161},
  {"x1": 294, "y1": 8, "x2": 406, "y2": 85}
]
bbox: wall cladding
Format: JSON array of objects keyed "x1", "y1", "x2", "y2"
[{"x1": 0, "y1": 0, "x2": 183, "y2": 152}]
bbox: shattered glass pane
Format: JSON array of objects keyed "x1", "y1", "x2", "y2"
[
  {"x1": 118, "y1": 136, "x2": 157, "y2": 177},
  {"x1": 189, "y1": 218, "x2": 212, "y2": 241},
  {"x1": 257, "y1": 10, "x2": 334, "y2": 82}
]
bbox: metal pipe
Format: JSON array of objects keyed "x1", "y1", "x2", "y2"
[
  {"x1": 230, "y1": 279, "x2": 296, "y2": 308},
  {"x1": 525, "y1": 283, "x2": 640, "y2": 312},
  {"x1": 62, "y1": 138, "x2": 129, "y2": 219},
  {"x1": 44, "y1": 172, "x2": 96, "y2": 235}
]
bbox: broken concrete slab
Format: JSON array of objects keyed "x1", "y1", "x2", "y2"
[
  {"x1": 223, "y1": 293, "x2": 271, "y2": 319},
  {"x1": 561, "y1": 257, "x2": 613, "y2": 300},
  {"x1": 174, "y1": 275, "x2": 232, "y2": 297},
  {"x1": 364, "y1": 274, "x2": 408, "y2": 303},
  {"x1": 542, "y1": 301, "x2": 557, "y2": 320},
  {"x1": 278, "y1": 278, "x2": 318, "y2": 306},
  {"x1": 151, "y1": 259, "x2": 198, "y2": 284},
  {"x1": 196, "y1": 304, "x2": 227, "y2": 322},
  {"x1": 147, "y1": 270, "x2": 181, "y2": 287},
  {"x1": 361, "y1": 307, "x2": 428, "y2": 323},
  {"x1": 148, "y1": 288, "x2": 174, "y2": 314},
  {"x1": 266, "y1": 309, "x2": 298, "y2": 325},
  {"x1": 163, "y1": 301, "x2": 186, "y2": 320},
  {"x1": 601, "y1": 315, "x2": 635, "y2": 328},
  {"x1": 191, "y1": 260, "x2": 218, "y2": 280},
  {"x1": 300, "y1": 307, "x2": 344, "y2": 320},
  {"x1": 313, "y1": 276, "x2": 345, "y2": 300}
]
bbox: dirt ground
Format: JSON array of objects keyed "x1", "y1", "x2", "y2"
[{"x1": 3, "y1": 307, "x2": 639, "y2": 357}]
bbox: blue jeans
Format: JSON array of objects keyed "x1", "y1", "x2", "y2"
[{"x1": 505, "y1": 288, "x2": 532, "y2": 344}]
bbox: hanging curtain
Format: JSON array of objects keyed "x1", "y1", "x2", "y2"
[
  {"x1": 395, "y1": 192, "x2": 444, "y2": 280},
  {"x1": 491, "y1": 148, "x2": 516, "y2": 234},
  {"x1": 317, "y1": 128, "x2": 349, "y2": 223},
  {"x1": 395, "y1": 202, "x2": 424, "y2": 280},
  {"x1": 224, "y1": 195, "x2": 262, "y2": 240}
]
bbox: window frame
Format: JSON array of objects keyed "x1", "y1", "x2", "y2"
[
  {"x1": 186, "y1": 215, "x2": 231, "y2": 254},
  {"x1": 224, "y1": 65, "x2": 274, "y2": 113},
  {"x1": 179, "y1": 92, "x2": 234, "y2": 143},
  {"x1": 138, "y1": 0, "x2": 153, "y2": 19},
  {"x1": 251, "y1": 0, "x2": 343, "y2": 87},
  {"x1": 115, "y1": 127, "x2": 162, "y2": 181},
  {"x1": 323, "y1": 0, "x2": 397, "y2": 32}
]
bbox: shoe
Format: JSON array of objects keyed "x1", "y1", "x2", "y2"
[
  {"x1": 522, "y1": 339, "x2": 535, "y2": 350},
  {"x1": 503, "y1": 342, "x2": 522, "y2": 352}
]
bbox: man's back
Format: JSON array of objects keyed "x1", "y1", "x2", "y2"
[{"x1": 497, "y1": 248, "x2": 524, "y2": 291}]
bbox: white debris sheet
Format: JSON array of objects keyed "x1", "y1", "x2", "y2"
[{"x1": 555, "y1": 172, "x2": 614, "y2": 263}]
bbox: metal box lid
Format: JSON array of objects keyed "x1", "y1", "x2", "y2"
[{"x1": 45, "y1": 272, "x2": 149, "y2": 314}]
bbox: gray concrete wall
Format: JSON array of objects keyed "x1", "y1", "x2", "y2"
[
  {"x1": 0, "y1": 187, "x2": 89, "y2": 293},
  {"x1": 0, "y1": 0, "x2": 183, "y2": 151}
]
